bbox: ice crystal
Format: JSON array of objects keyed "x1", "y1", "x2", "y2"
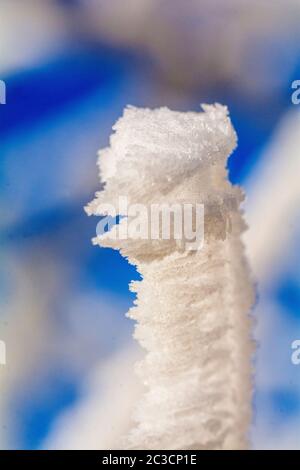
[{"x1": 86, "y1": 104, "x2": 254, "y2": 450}]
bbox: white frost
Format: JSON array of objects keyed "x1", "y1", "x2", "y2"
[{"x1": 86, "y1": 104, "x2": 254, "y2": 450}]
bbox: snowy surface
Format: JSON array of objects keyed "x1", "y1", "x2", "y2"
[{"x1": 88, "y1": 105, "x2": 254, "y2": 449}]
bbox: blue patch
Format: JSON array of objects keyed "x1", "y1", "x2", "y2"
[{"x1": 11, "y1": 370, "x2": 79, "y2": 450}]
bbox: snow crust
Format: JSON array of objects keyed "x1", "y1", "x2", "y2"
[{"x1": 86, "y1": 104, "x2": 254, "y2": 450}]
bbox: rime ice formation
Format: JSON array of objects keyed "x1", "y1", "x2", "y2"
[{"x1": 85, "y1": 104, "x2": 254, "y2": 450}]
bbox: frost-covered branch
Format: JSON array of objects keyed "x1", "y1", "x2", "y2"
[{"x1": 86, "y1": 104, "x2": 254, "y2": 450}]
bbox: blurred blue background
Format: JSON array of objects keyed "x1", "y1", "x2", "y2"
[{"x1": 1, "y1": 0, "x2": 300, "y2": 450}]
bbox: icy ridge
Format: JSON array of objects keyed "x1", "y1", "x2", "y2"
[{"x1": 86, "y1": 104, "x2": 254, "y2": 450}]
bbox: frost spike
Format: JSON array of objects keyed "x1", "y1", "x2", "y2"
[{"x1": 86, "y1": 104, "x2": 254, "y2": 450}]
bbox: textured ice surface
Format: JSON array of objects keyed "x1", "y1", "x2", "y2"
[{"x1": 86, "y1": 104, "x2": 254, "y2": 450}]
